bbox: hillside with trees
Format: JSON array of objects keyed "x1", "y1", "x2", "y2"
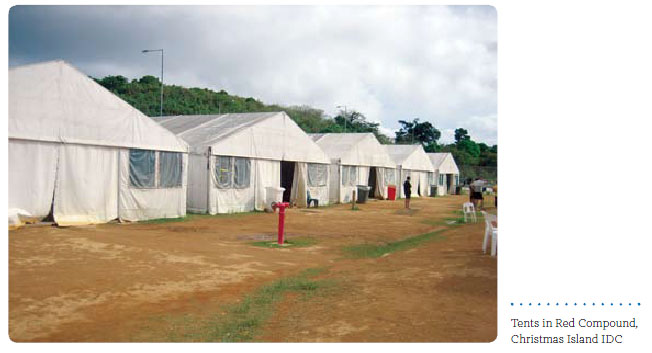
[
  {"x1": 94, "y1": 75, "x2": 390, "y2": 143},
  {"x1": 95, "y1": 75, "x2": 496, "y2": 181}
]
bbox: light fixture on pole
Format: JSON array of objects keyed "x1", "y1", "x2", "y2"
[
  {"x1": 142, "y1": 49, "x2": 164, "y2": 117},
  {"x1": 336, "y1": 105, "x2": 347, "y2": 133}
]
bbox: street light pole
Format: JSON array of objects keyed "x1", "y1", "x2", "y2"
[
  {"x1": 336, "y1": 105, "x2": 347, "y2": 133},
  {"x1": 142, "y1": 49, "x2": 164, "y2": 117}
]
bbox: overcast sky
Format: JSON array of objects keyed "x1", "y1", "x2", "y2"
[{"x1": 9, "y1": 5, "x2": 497, "y2": 144}]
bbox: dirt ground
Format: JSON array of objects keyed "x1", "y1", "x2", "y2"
[{"x1": 8, "y1": 195, "x2": 497, "y2": 342}]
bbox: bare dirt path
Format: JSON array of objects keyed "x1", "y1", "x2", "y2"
[{"x1": 9, "y1": 195, "x2": 496, "y2": 342}]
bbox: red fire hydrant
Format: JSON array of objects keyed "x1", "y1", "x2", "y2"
[{"x1": 271, "y1": 202, "x2": 290, "y2": 245}]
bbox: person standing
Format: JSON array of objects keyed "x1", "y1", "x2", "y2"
[
  {"x1": 471, "y1": 178, "x2": 486, "y2": 210},
  {"x1": 403, "y1": 176, "x2": 412, "y2": 209}
]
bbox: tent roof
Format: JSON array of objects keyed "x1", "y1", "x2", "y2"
[
  {"x1": 8, "y1": 60, "x2": 187, "y2": 152},
  {"x1": 427, "y1": 152, "x2": 459, "y2": 174},
  {"x1": 384, "y1": 144, "x2": 435, "y2": 172},
  {"x1": 155, "y1": 112, "x2": 329, "y2": 163},
  {"x1": 310, "y1": 133, "x2": 396, "y2": 168}
]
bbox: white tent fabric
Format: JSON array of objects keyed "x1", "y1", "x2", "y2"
[
  {"x1": 427, "y1": 153, "x2": 460, "y2": 196},
  {"x1": 54, "y1": 144, "x2": 119, "y2": 224},
  {"x1": 310, "y1": 133, "x2": 395, "y2": 167},
  {"x1": 428, "y1": 152, "x2": 460, "y2": 174},
  {"x1": 385, "y1": 145, "x2": 435, "y2": 198},
  {"x1": 8, "y1": 140, "x2": 59, "y2": 218},
  {"x1": 311, "y1": 133, "x2": 396, "y2": 202},
  {"x1": 9, "y1": 61, "x2": 189, "y2": 225},
  {"x1": 156, "y1": 113, "x2": 329, "y2": 163},
  {"x1": 9, "y1": 61, "x2": 187, "y2": 152},
  {"x1": 157, "y1": 112, "x2": 330, "y2": 214},
  {"x1": 8, "y1": 208, "x2": 31, "y2": 229}
]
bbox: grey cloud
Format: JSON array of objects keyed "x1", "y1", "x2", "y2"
[{"x1": 9, "y1": 5, "x2": 496, "y2": 144}]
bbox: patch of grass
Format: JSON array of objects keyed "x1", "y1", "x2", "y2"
[
  {"x1": 139, "y1": 211, "x2": 261, "y2": 224},
  {"x1": 342, "y1": 230, "x2": 446, "y2": 258},
  {"x1": 138, "y1": 216, "x2": 190, "y2": 224},
  {"x1": 421, "y1": 210, "x2": 484, "y2": 226},
  {"x1": 156, "y1": 267, "x2": 334, "y2": 342},
  {"x1": 250, "y1": 237, "x2": 318, "y2": 248}
]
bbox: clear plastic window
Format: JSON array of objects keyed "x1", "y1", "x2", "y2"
[
  {"x1": 215, "y1": 156, "x2": 233, "y2": 188},
  {"x1": 308, "y1": 163, "x2": 327, "y2": 187},
  {"x1": 159, "y1": 152, "x2": 183, "y2": 188},
  {"x1": 385, "y1": 168, "x2": 396, "y2": 186},
  {"x1": 233, "y1": 157, "x2": 251, "y2": 188},
  {"x1": 349, "y1": 166, "x2": 357, "y2": 186},
  {"x1": 129, "y1": 149, "x2": 156, "y2": 188}
]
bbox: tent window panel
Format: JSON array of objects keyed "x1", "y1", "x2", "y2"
[
  {"x1": 439, "y1": 174, "x2": 445, "y2": 185},
  {"x1": 129, "y1": 149, "x2": 156, "y2": 188},
  {"x1": 341, "y1": 166, "x2": 349, "y2": 186},
  {"x1": 215, "y1": 156, "x2": 233, "y2": 188},
  {"x1": 385, "y1": 168, "x2": 395, "y2": 185},
  {"x1": 308, "y1": 163, "x2": 327, "y2": 187},
  {"x1": 233, "y1": 157, "x2": 251, "y2": 189},
  {"x1": 349, "y1": 166, "x2": 357, "y2": 186},
  {"x1": 455, "y1": 175, "x2": 459, "y2": 185},
  {"x1": 428, "y1": 172, "x2": 434, "y2": 185},
  {"x1": 159, "y1": 152, "x2": 183, "y2": 188}
]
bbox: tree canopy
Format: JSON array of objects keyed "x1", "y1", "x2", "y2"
[
  {"x1": 395, "y1": 118, "x2": 441, "y2": 152},
  {"x1": 94, "y1": 74, "x2": 496, "y2": 172}
]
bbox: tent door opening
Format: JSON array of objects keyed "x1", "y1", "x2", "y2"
[
  {"x1": 367, "y1": 167, "x2": 377, "y2": 199},
  {"x1": 44, "y1": 193, "x2": 55, "y2": 222},
  {"x1": 446, "y1": 174, "x2": 453, "y2": 194},
  {"x1": 280, "y1": 161, "x2": 295, "y2": 203},
  {"x1": 417, "y1": 176, "x2": 422, "y2": 197},
  {"x1": 44, "y1": 150, "x2": 61, "y2": 222}
]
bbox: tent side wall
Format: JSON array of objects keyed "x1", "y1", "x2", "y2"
[
  {"x1": 208, "y1": 156, "x2": 260, "y2": 214},
  {"x1": 328, "y1": 161, "x2": 340, "y2": 203},
  {"x1": 187, "y1": 153, "x2": 209, "y2": 213},
  {"x1": 8, "y1": 139, "x2": 59, "y2": 218},
  {"x1": 207, "y1": 157, "x2": 290, "y2": 214},
  {"x1": 9, "y1": 139, "x2": 188, "y2": 225},
  {"x1": 118, "y1": 149, "x2": 188, "y2": 222},
  {"x1": 305, "y1": 163, "x2": 329, "y2": 207},
  {"x1": 54, "y1": 144, "x2": 119, "y2": 225}
]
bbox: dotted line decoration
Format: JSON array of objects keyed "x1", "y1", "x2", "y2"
[{"x1": 510, "y1": 302, "x2": 641, "y2": 306}]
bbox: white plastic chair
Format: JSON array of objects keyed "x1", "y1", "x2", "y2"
[
  {"x1": 462, "y1": 202, "x2": 477, "y2": 223},
  {"x1": 481, "y1": 211, "x2": 498, "y2": 256}
]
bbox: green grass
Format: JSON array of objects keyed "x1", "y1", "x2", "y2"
[
  {"x1": 250, "y1": 237, "x2": 318, "y2": 248},
  {"x1": 342, "y1": 230, "x2": 447, "y2": 258},
  {"x1": 421, "y1": 210, "x2": 484, "y2": 227},
  {"x1": 157, "y1": 267, "x2": 335, "y2": 342},
  {"x1": 139, "y1": 211, "x2": 260, "y2": 224}
]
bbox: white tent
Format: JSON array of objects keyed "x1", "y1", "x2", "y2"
[
  {"x1": 155, "y1": 112, "x2": 330, "y2": 214},
  {"x1": 8, "y1": 60, "x2": 189, "y2": 226},
  {"x1": 311, "y1": 133, "x2": 396, "y2": 203},
  {"x1": 384, "y1": 145, "x2": 435, "y2": 198},
  {"x1": 427, "y1": 153, "x2": 460, "y2": 195}
]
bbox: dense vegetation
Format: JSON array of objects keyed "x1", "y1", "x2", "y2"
[
  {"x1": 94, "y1": 75, "x2": 496, "y2": 180},
  {"x1": 93, "y1": 75, "x2": 390, "y2": 143}
]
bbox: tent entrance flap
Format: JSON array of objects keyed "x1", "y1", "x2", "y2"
[
  {"x1": 446, "y1": 174, "x2": 453, "y2": 194},
  {"x1": 367, "y1": 167, "x2": 377, "y2": 199},
  {"x1": 280, "y1": 161, "x2": 295, "y2": 203}
]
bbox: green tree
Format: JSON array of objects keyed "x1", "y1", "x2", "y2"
[
  {"x1": 395, "y1": 119, "x2": 441, "y2": 152},
  {"x1": 457, "y1": 139, "x2": 480, "y2": 157},
  {"x1": 454, "y1": 128, "x2": 470, "y2": 143}
]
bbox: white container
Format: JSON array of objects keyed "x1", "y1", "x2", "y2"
[{"x1": 265, "y1": 186, "x2": 285, "y2": 212}]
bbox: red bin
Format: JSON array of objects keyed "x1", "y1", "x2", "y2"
[{"x1": 387, "y1": 185, "x2": 397, "y2": 201}]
